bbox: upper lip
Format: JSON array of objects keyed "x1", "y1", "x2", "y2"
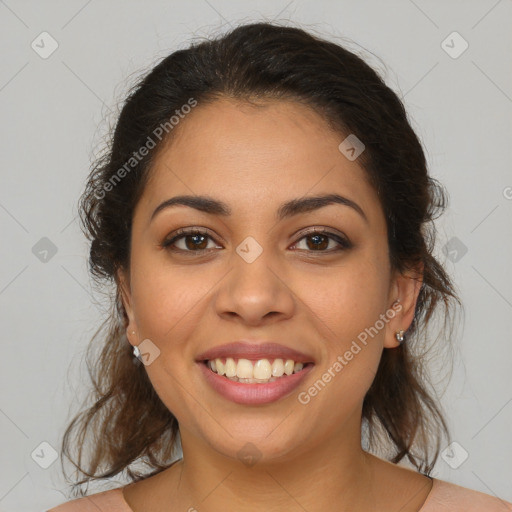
[{"x1": 196, "y1": 341, "x2": 315, "y2": 364}]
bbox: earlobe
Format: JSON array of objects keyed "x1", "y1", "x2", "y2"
[{"x1": 384, "y1": 265, "x2": 423, "y2": 349}]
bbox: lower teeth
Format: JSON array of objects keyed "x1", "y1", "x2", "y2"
[
  {"x1": 217, "y1": 370, "x2": 305, "y2": 384},
  {"x1": 226, "y1": 376, "x2": 279, "y2": 383}
]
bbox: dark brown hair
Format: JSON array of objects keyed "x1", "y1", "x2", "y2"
[{"x1": 61, "y1": 21, "x2": 462, "y2": 497}]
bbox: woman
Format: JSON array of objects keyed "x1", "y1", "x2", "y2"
[{"x1": 48, "y1": 21, "x2": 512, "y2": 511}]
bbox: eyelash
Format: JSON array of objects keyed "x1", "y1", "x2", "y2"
[{"x1": 161, "y1": 227, "x2": 352, "y2": 255}]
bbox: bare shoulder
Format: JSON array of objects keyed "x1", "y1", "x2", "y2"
[
  {"x1": 365, "y1": 455, "x2": 511, "y2": 512},
  {"x1": 364, "y1": 455, "x2": 434, "y2": 511},
  {"x1": 422, "y1": 479, "x2": 512, "y2": 511},
  {"x1": 47, "y1": 487, "x2": 131, "y2": 512}
]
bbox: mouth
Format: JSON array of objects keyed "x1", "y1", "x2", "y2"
[{"x1": 195, "y1": 341, "x2": 315, "y2": 405}]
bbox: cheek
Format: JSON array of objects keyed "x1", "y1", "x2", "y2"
[
  {"x1": 128, "y1": 265, "x2": 206, "y2": 420},
  {"x1": 316, "y1": 265, "x2": 390, "y2": 403},
  {"x1": 297, "y1": 261, "x2": 389, "y2": 401},
  {"x1": 296, "y1": 260, "x2": 389, "y2": 345},
  {"x1": 129, "y1": 261, "x2": 209, "y2": 356}
]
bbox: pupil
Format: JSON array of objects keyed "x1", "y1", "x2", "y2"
[
  {"x1": 187, "y1": 234, "x2": 206, "y2": 250},
  {"x1": 309, "y1": 234, "x2": 327, "y2": 250}
]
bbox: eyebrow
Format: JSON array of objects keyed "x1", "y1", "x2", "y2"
[{"x1": 150, "y1": 193, "x2": 368, "y2": 224}]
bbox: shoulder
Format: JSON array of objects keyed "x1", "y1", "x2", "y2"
[
  {"x1": 421, "y1": 478, "x2": 512, "y2": 511},
  {"x1": 47, "y1": 487, "x2": 132, "y2": 512}
]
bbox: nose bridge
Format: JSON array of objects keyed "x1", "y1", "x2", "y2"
[
  {"x1": 231, "y1": 235, "x2": 279, "y2": 296},
  {"x1": 214, "y1": 235, "x2": 295, "y2": 323}
]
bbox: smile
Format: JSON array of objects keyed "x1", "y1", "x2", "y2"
[{"x1": 198, "y1": 359, "x2": 314, "y2": 405}]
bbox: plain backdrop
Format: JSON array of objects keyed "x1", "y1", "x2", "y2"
[{"x1": 0, "y1": 1, "x2": 511, "y2": 510}]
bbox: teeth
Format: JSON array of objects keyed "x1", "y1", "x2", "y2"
[
  {"x1": 236, "y1": 359, "x2": 253, "y2": 379},
  {"x1": 284, "y1": 359, "x2": 294, "y2": 375},
  {"x1": 207, "y1": 357, "x2": 307, "y2": 382},
  {"x1": 271, "y1": 358, "x2": 284, "y2": 377},
  {"x1": 225, "y1": 357, "x2": 237, "y2": 378},
  {"x1": 226, "y1": 376, "x2": 280, "y2": 383},
  {"x1": 253, "y1": 359, "x2": 272, "y2": 379}
]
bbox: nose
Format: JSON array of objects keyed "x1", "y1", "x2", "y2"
[{"x1": 213, "y1": 246, "x2": 296, "y2": 327}]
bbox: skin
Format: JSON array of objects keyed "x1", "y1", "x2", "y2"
[{"x1": 117, "y1": 97, "x2": 432, "y2": 511}]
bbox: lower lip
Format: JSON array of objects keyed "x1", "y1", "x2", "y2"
[{"x1": 197, "y1": 362, "x2": 314, "y2": 405}]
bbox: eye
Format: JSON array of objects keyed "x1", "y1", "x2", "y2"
[
  {"x1": 161, "y1": 228, "x2": 222, "y2": 253},
  {"x1": 291, "y1": 228, "x2": 352, "y2": 253}
]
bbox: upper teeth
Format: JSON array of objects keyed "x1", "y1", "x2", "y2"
[{"x1": 208, "y1": 358, "x2": 304, "y2": 380}]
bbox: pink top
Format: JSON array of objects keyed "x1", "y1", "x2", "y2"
[{"x1": 47, "y1": 478, "x2": 512, "y2": 511}]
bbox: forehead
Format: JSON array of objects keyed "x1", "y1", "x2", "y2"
[{"x1": 138, "y1": 97, "x2": 383, "y2": 225}]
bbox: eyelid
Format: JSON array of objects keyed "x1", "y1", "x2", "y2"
[
  {"x1": 291, "y1": 227, "x2": 352, "y2": 251},
  {"x1": 161, "y1": 226, "x2": 221, "y2": 249}
]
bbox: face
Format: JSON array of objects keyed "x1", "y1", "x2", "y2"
[{"x1": 118, "y1": 97, "x2": 420, "y2": 464}]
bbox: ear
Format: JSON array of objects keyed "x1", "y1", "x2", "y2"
[
  {"x1": 384, "y1": 262, "x2": 424, "y2": 349},
  {"x1": 116, "y1": 267, "x2": 138, "y2": 347}
]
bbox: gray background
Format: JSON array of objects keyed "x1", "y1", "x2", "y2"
[{"x1": 0, "y1": 1, "x2": 511, "y2": 510}]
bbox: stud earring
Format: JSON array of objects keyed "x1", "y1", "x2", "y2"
[
  {"x1": 128, "y1": 330, "x2": 143, "y2": 363},
  {"x1": 132, "y1": 344, "x2": 143, "y2": 362},
  {"x1": 395, "y1": 330, "x2": 405, "y2": 344}
]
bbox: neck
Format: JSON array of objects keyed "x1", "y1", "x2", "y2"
[{"x1": 162, "y1": 422, "x2": 378, "y2": 511}]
